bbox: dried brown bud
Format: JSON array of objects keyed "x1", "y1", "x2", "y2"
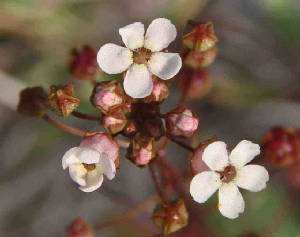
[
  {"x1": 102, "y1": 107, "x2": 128, "y2": 134},
  {"x1": 182, "y1": 22, "x2": 218, "y2": 52},
  {"x1": 123, "y1": 120, "x2": 137, "y2": 137},
  {"x1": 166, "y1": 107, "x2": 199, "y2": 138},
  {"x1": 127, "y1": 136, "x2": 156, "y2": 167},
  {"x1": 70, "y1": 45, "x2": 99, "y2": 80},
  {"x1": 152, "y1": 199, "x2": 188, "y2": 235},
  {"x1": 184, "y1": 47, "x2": 217, "y2": 68},
  {"x1": 17, "y1": 87, "x2": 48, "y2": 117},
  {"x1": 46, "y1": 84, "x2": 80, "y2": 117},
  {"x1": 66, "y1": 218, "x2": 94, "y2": 237},
  {"x1": 261, "y1": 127, "x2": 300, "y2": 167},
  {"x1": 143, "y1": 118, "x2": 165, "y2": 140}
]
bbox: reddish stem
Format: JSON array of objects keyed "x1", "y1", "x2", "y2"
[
  {"x1": 167, "y1": 135, "x2": 194, "y2": 152},
  {"x1": 149, "y1": 163, "x2": 168, "y2": 203},
  {"x1": 71, "y1": 110, "x2": 101, "y2": 121}
]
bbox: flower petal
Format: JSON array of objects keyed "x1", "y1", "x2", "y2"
[
  {"x1": 218, "y1": 183, "x2": 245, "y2": 219},
  {"x1": 148, "y1": 52, "x2": 182, "y2": 80},
  {"x1": 119, "y1": 22, "x2": 145, "y2": 50},
  {"x1": 79, "y1": 170, "x2": 104, "y2": 192},
  {"x1": 236, "y1": 165, "x2": 269, "y2": 192},
  {"x1": 202, "y1": 141, "x2": 229, "y2": 171},
  {"x1": 76, "y1": 147, "x2": 100, "y2": 164},
  {"x1": 190, "y1": 171, "x2": 221, "y2": 203},
  {"x1": 144, "y1": 18, "x2": 177, "y2": 52},
  {"x1": 229, "y1": 140, "x2": 260, "y2": 168},
  {"x1": 62, "y1": 147, "x2": 81, "y2": 169},
  {"x1": 97, "y1": 153, "x2": 116, "y2": 180},
  {"x1": 97, "y1": 43, "x2": 133, "y2": 74},
  {"x1": 68, "y1": 164, "x2": 87, "y2": 186},
  {"x1": 123, "y1": 64, "x2": 153, "y2": 98}
]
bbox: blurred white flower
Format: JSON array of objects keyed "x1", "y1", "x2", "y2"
[
  {"x1": 190, "y1": 140, "x2": 269, "y2": 219},
  {"x1": 97, "y1": 18, "x2": 182, "y2": 99}
]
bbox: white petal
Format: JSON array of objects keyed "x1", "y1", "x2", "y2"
[
  {"x1": 123, "y1": 64, "x2": 153, "y2": 98},
  {"x1": 97, "y1": 43, "x2": 133, "y2": 74},
  {"x1": 236, "y1": 165, "x2": 269, "y2": 192},
  {"x1": 76, "y1": 147, "x2": 100, "y2": 164},
  {"x1": 229, "y1": 140, "x2": 260, "y2": 168},
  {"x1": 148, "y1": 52, "x2": 182, "y2": 80},
  {"x1": 119, "y1": 22, "x2": 145, "y2": 50},
  {"x1": 62, "y1": 147, "x2": 81, "y2": 170},
  {"x1": 144, "y1": 18, "x2": 177, "y2": 52},
  {"x1": 68, "y1": 164, "x2": 87, "y2": 186},
  {"x1": 97, "y1": 153, "x2": 116, "y2": 180},
  {"x1": 190, "y1": 171, "x2": 221, "y2": 203},
  {"x1": 218, "y1": 183, "x2": 245, "y2": 219},
  {"x1": 202, "y1": 141, "x2": 229, "y2": 172},
  {"x1": 79, "y1": 170, "x2": 104, "y2": 192}
]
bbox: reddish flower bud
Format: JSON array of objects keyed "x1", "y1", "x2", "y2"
[
  {"x1": 178, "y1": 68, "x2": 212, "y2": 100},
  {"x1": 190, "y1": 136, "x2": 217, "y2": 174},
  {"x1": 166, "y1": 107, "x2": 199, "y2": 138},
  {"x1": 91, "y1": 81, "x2": 124, "y2": 114},
  {"x1": 123, "y1": 120, "x2": 137, "y2": 138},
  {"x1": 261, "y1": 127, "x2": 300, "y2": 167},
  {"x1": 182, "y1": 22, "x2": 218, "y2": 52},
  {"x1": 70, "y1": 45, "x2": 99, "y2": 80},
  {"x1": 184, "y1": 47, "x2": 217, "y2": 68},
  {"x1": 102, "y1": 107, "x2": 128, "y2": 135},
  {"x1": 67, "y1": 218, "x2": 94, "y2": 237},
  {"x1": 127, "y1": 136, "x2": 156, "y2": 167},
  {"x1": 17, "y1": 87, "x2": 48, "y2": 117},
  {"x1": 46, "y1": 84, "x2": 80, "y2": 117},
  {"x1": 144, "y1": 81, "x2": 169, "y2": 103},
  {"x1": 152, "y1": 199, "x2": 188, "y2": 235}
]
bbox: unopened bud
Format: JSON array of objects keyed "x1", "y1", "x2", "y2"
[
  {"x1": 184, "y1": 47, "x2": 217, "y2": 68},
  {"x1": 102, "y1": 107, "x2": 128, "y2": 135},
  {"x1": 261, "y1": 127, "x2": 300, "y2": 167},
  {"x1": 152, "y1": 199, "x2": 188, "y2": 235},
  {"x1": 144, "y1": 81, "x2": 169, "y2": 103},
  {"x1": 66, "y1": 218, "x2": 94, "y2": 237},
  {"x1": 91, "y1": 81, "x2": 124, "y2": 113},
  {"x1": 17, "y1": 87, "x2": 48, "y2": 117},
  {"x1": 46, "y1": 84, "x2": 80, "y2": 117},
  {"x1": 166, "y1": 107, "x2": 199, "y2": 138},
  {"x1": 70, "y1": 45, "x2": 99, "y2": 80},
  {"x1": 123, "y1": 121, "x2": 137, "y2": 138},
  {"x1": 182, "y1": 22, "x2": 218, "y2": 52}
]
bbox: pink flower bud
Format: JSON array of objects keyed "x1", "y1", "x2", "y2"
[
  {"x1": 91, "y1": 81, "x2": 124, "y2": 113},
  {"x1": 184, "y1": 47, "x2": 217, "y2": 68},
  {"x1": 182, "y1": 22, "x2": 218, "y2": 52},
  {"x1": 144, "y1": 81, "x2": 169, "y2": 103},
  {"x1": 17, "y1": 87, "x2": 48, "y2": 117},
  {"x1": 152, "y1": 199, "x2": 188, "y2": 235},
  {"x1": 261, "y1": 127, "x2": 300, "y2": 167},
  {"x1": 46, "y1": 84, "x2": 80, "y2": 117},
  {"x1": 67, "y1": 218, "x2": 94, "y2": 237},
  {"x1": 127, "y1": 136, "x2": 156, "y2": 167},
  {"x1": 70, "y1": 45, "x2": 99, "y2": 80},
  {"x1": 166, "y1": 107, "x2": 199, "y2": 138},
  {"x1": 102, "y1": 107, "x2": 128, "y2": 135}
]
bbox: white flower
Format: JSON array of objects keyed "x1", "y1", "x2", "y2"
[
  {"x1": 190, "y1": 140, "x2": 269, "y2": 219},
  {"x1": 97, "y1": 18, "x2": 182, "y2": 99},
  {"x1": 62, "y1": 134, "x2": 119, "y2": 192}
]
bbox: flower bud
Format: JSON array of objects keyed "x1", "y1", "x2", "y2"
[
  {"x1": 70, "y1": 45, "x2": 99, "y2": 80},
  {"x1": 102, "y1": 107, "x2": 128, "y2": 135},
  {"x1": 152, "y1": 199, "x2": 188, "y2": 235},
  {"x1": 17, "y1": 87, "x2": 48, "y2": 117},
  {"x1": 91, "y1": 81, "x2": 124, "y2": 114},
  {"x1": 144, "y1": 81, "x2": 169, "y2": 103},
  {"x1": 182, "y1": 22, "x2": 218, "y2": 52},
  {"x1": 261, "y1": 127, "x2": 300, "y2": 167},
  {"x1": 127, "y1": 136, "x2": 156, "y2": 167},
  {"x1": 178, "y1": 68, "x2": 212, "y2": 100},
  {"x1": 46, "y1": 84, "x2": 80, "y2": 117},
  {"x1": 166, "y1": 107, "x2": 199, "y2": 138},
  {"x1": 67, "y1": 218, "x2": 94, "y2": 237},
  {"x1": 190, "y1": 136, "x2": 217, "y2": 174},
  {"x1": 184, "y1": 47, "x2": 217, "y2": 68},
  {"x1": 123, "y1": 120, "x2": 137, "y2": 138}
]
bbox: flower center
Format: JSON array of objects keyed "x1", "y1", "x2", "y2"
[
  {"x1": 133, "y1": 48, "x2": 152, "y2": 65},
  {"x1": 219, "y1": 165, "x2": 236, "y2": 183},
  {"x1": 83, "y1": 163, "x2": 96, "y2": 171}
]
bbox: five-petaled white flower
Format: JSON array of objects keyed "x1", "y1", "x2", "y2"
[
  {"x1": 97, "y1": 18, "x2": 182, "y2": 99},
  {"x1": 62, "y1": 133, "x2": 119, "y2": 192},
  {"x1": 190, "y1": 140, "x2": 269, "y2": 219}
]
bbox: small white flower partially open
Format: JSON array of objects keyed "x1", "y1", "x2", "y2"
[
  {"x1": 62, "y1": 133, "x2": 119, "y2": 192},
  {"x1": 97, "y1": 18, "x2": 182, "y2": 99},
  {"x1": 190, "y1": 140, "x2": 269, "y2": 219}
]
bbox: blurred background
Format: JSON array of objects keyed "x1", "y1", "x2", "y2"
[{"x1": 0, "y1": 0, "x2": 299, "y2": 236}]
